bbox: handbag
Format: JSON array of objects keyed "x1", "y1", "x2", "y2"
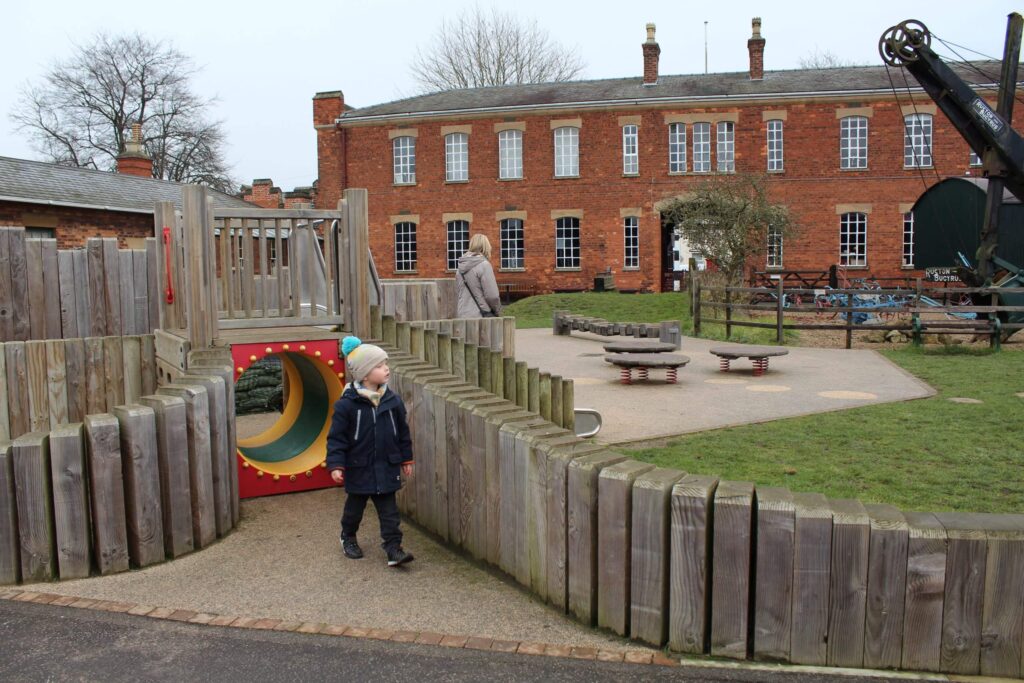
[{"x1": 463, "y1": 271, "x2": 496, "y2": 318}]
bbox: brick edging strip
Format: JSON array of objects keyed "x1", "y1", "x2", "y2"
[{"x1": 0, "y1": 589, "x2": 673, "y2": 667}]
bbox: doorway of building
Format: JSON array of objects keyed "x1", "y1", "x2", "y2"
[{"x1": 660, "y1": 213, "x2": 705, "y2": 291}]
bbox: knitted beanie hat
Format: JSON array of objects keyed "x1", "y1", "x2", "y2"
[{"x1": 342, "y1": 336, "x2": 388, "y2": 384}]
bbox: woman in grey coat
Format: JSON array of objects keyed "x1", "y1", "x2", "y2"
[{"x1": 456, "y1": 234, "x2": 502, "y2": 318}]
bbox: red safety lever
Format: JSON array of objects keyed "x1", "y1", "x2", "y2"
[{"x1": 162, "y1": 227, "x2": 175, "y2": 304}]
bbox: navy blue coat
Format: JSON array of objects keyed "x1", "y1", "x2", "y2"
[{"x1": 326, "y1": 384, "x2": 413, "y2": 495}]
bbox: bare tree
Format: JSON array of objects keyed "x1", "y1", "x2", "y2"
[
  {"x1": 11, "y1": 32, "x2": 235, "y2": 193},
  {"x1": 411, "y1": 8, "x2": 585, "y2": 92},
  {"x1": 798, "y1": 47, "x2": 856, "y2": 70},
  {"x1": 660, "y1": 174, "x2": 797, "y2": 284}
]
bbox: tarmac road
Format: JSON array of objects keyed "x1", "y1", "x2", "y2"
[{"x1": 0, "y1": 600, "x2": 923, "y2": 683}]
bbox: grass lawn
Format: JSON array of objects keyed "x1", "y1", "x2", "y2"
[
  {"x1": 627, "y1": 347, "x2": 1024, "y2": 514},
  {"x1": 504, "y1": 292, "x2": 796, "y2": 344}
]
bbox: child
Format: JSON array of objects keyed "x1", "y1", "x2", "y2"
[{"x1": 327, "y1": 337, "x2": 414, "y2": 566}]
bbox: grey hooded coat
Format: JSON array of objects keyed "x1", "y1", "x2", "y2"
[{"x1": 455, "y1": 252, "x2": 502, "y2": 318}]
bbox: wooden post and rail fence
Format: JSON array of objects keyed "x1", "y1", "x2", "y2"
[{"x1": 693, "y1": 276, "x2": 1024, "y2": 349}]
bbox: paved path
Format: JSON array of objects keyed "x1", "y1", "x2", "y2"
[
  {"x1": 19, "y1": 488, "x2": 633, "y2": 652},
  {"x1": 516, "y1": 329, "x2": 934, "y2": 445},
  {"x1": 0, "y1": 600, "x2": 923, "y2": 682}
]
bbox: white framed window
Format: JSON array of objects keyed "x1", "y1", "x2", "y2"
[
  {"x1": 767, "y1": 226, "x2": 784, "y2": 268},
  {"x1": 393, "y1": 136, "x2": 416, "y2": 184},
  {"x1": 445, "y1": 220, "x2": 469, "y2": 270},
  {"x1": 394, "y1": 221, "x2": 417, "y2": 272},
  {"x1": 500, "y1": 218, "x2": 524, "y2": 269},
  {"x1": 767, "y1": 119, "x2": 784, "y2": 172},
  {"x1": 902, "y1": 212, "x2": 914, "y2": 267},
  {"x1": 554, "y1": 127, "x2": 579, "y2": 177},
  {"x1": 622, "y1": 125, "x2": 639, "y2": 175},
  {"x1": 904, "y1": 114, "x2": 933, "y2": 168},
  {"x1": 692, "y1": 122, "x2": 711, "y2": 173},
  {"x1": 839, "y1": 212, "x2": 867, "y2": 267},
  {"x1": 555, "y1": 217, "x2": 580, "y2": 269},
  {"x1": 498, "y1": 130, "x2": 523, "y2": 179},
  {"x1": 445, "y1": 133, "x2": 469, "y2": 182},
  {"x1": 623, "y1": 216, "x2": 639, "y2": 269},
  {"x1": 717, "y1": 121, "x2": 735, "y2": 172},
  {"x1": 969, "y1": 150, "x2": 983, "y2": 167},
  {"x1": 840, "y1": 116, "x2": 868, "y2": 170},
  {"x1": 668, "y1": 123, "x2": 687, "y2": 173}
]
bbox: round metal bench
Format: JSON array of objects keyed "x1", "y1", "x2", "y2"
[
  {"x1": 601, "y1": 340, "x2": 678, "y2": 354},
  {"x1": 708, "y1": 345, "x2": 789, "y2": 376},
  {"x1": 604, "y1": 353, "x2": 690, "y2": 384}
]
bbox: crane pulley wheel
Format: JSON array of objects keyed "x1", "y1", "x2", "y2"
[{"x1": 879, "y1": 19, "x2": 931, "y2": 67}]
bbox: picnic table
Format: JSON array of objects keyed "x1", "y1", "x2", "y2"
[
  {"x1": 604, "y1": 353, "x2": 690, "y2": 385},
  {"x1": 708, "y1": 345, "x2": 789, "y2": 376},
  {"x1": 601, "y1": 341, "x2": 678, "y2": 354}
]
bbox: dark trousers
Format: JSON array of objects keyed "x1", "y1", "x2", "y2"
[{"x1": 341, "y1": 492, "x2": 402, "y2": 551}]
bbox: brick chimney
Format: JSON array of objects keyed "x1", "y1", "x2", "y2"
[
  {"x1": 748, "y1": 17, "x2": 766, "y2": 80},
  {"x1": 313, "y1": 90, "x2": 347, "y2": 209},
  {"x1": 642, "y1": 23, "x2": 660, "y2": 86},
  {"x1": 116, "y1": 122, "x2": 153, "y2": 177}
]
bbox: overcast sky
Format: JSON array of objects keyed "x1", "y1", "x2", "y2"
[{"x1": 2, "y1": 1, "x2": 1020, "y2": 192}]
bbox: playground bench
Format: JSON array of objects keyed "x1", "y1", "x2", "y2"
[
  {"x1": 708, "y1": 345, "x2": 789, "y2": 376},
  {"x1": 604, "y1": 352, "x2": 690, "y2": 384}
]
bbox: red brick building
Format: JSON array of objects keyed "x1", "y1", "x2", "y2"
[
  {"x1": 314, "y1": 19, "x2": 1020, "y2": 292},
  {"x1": 240, "y1": 179, "x2": 319, "y2": 209}
]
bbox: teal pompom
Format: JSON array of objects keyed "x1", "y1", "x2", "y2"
[{"x1": 341, "y1": 336, "x2": 362, "y2": 357}]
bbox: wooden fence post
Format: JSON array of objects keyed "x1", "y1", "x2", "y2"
[
  {"x1": 0, "y1": 442, "x2": 18, "y2": 584},
  {"x1": 724, "y1": 287, "x2": 733, "y2": 340},
  {"x1": 754, "y1": 487, "x2": 796, "y2": 660},
  {"x1": 12, "y1": 432, "x2": 55, "y2": 582},
  {"x1": 113, "y1": 405, "x2": 165, "y2": 568},
  {"x1": 85, "y1": 414, "x2": 129, "y2": 575},
  {"x1": 827, "y1": 498, "x2": 870, "y2": 667},
  {"x1": 864, "y1": 504, "x2": 909, "y2": 670},
  {"x1": 139, "y1": 394, "x2": 194, "y2": 557},
  {"x1": 776, "y1": 277, "x2": 785, "y2": 344},
  {"x1": 791, "y1": 492, "x2": 832, "y2": 665},
  {"x1": 901, "y1": 512, "x2": 947, "y2": 672},
  {"x1": 711, "y1": 480, "x2": 755, "y2": 659},
  {"x1": 49, "y1": 424, "x2": 90, "y2": 579},
  {"x1": 670, "y1": 474, "x2": 719, "y2": 653}
]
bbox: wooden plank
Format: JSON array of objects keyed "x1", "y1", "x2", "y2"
[
  {"x1": 12, "y1": 432, "x2": 55, "y2": 581},
  {"x1": 86, "y1": 239, "x2": 107, "y2": 336},
  {"x1": 524, "y1": 429, "x2": 576, "y2": 598},
  {"x1": 158, "y1": 383, "x2": 216, "y2": 548},
  {"x1": 0, "y1": 230, "x2": 14, "y2": 341},
  {"x1": 754, "y1": 486, "x2": 795, "y2": 662},
  {"x1": 133, "y1": 249, "x2": 149, "y2": 334},
  {"x1": 45, "y1": 340, "x2": 68, "y2": 428},
  {"x1": 935, "y1": 512, "x2": 987, "y2": 675},
  {"x1": 0, "y1": 442, "x2": 18, "y2": 584},
  {"x1": 84, "y1": 337, "x2": 106, "y2": 415},
  {"x1": 288, "y1": 220, "x2": 301, "y2": 319},
  {"x1": 102, "y1": 239, "x2": 123, "y2": 336},
  {"x1": 118, "y1": 250, "x2": 135, "y2": 335},
  {"x1": 538, "y1": 372, "x2": 551, "y2": 421},
  {"x1": 437, "y1": 333, "x2": 452, "y2": 374},
  {"x1": 5, "y1": 342, "x2": 29, "y2": 439},
  {"x1": 451, "y1": 338, "x2": 465, "y2": 380},
  {"x1": 669, "y1": 474, "x2": 719, "y2": 654},
  {"x1": 528, "y1": 367, "x2": 540, "y2": 413},
  {"x1": 979, "y1": 514, "x2": 1024, "y2": 678},
  {"x1": 901, "y1": 511, "x2": 947, "y2": 672},
  {"x1": 113, "y1": 405, "x2": 165, "y2": 568},
  {"x1": 25, "y1": 239, "x2": 45, "y2": 339},
  {"x1": 476, "y1": 346, "x2": 489, "y2": 392},
  {"x1": 40, "y1": 239, "x2": 61, "y2": 339},
  {"x1": 185, "y1": 359, "x2": 237, "y2": 528},
  {"x1": 140, "y1": 335, "x2": 157, "y2": 396},
  {"x1": 827, "y1": 498, "x2": 870, "y2": 668},
  {"x1": 49, "y1": 423, "x2": 90, "y2": 579},
  {"x1": 515, "y1": 361, "x2": 528, "y2": 410},
  {"x1": 182, "y1": 373, "x2": 231, "y2": 538},
  {"x1": 121, "y1": 336, "x2": 143, "y2": 404},
  {"x1": 597, "y1": 459, "x2": 654, "y2": 636},
  {"x1": 25, "y1": 340, "x2": 50, "y2": 432},
  {"x1": 103, "y1": 336, "x2": 125, "y2": 410},
  {"x1": 630, "y1": 466, "x2": 686, "y2": 646},
  {"x1": 258, "y1": 224, "x2": 270, "y2": 317},
  {"x1": 72, "y1": 249, "x2": 91, "y2": 338},
  {"x1": 0, "y1": 348, "x2": 8, "y2": 441},
  {"x1": 549, "y1": 374, "x2": 562, "y2": 427},
  {"x1": 9, "y1": 229, "x2": 30, "y2": 341},
  {"x1": 486, "y1": 407, "x2": 539, "y2": 567},
  {"x1": 146, "y1": 237, "x2": 160, "y2": 333},
  {"x1": 153, "y1": 202, "x2": 176, "y2": 329},
  {"x1": 711, "y1": 480, "x2": 755, "y2": 659},
  {"x1": 57, "y1": 250, "x2": 78, "y2": 339},
  {"x1": 863, "y1": 503, "x2": 909, "y2": 670},
  {"x1": 513, "y1": 423, "x2": 567, "y2": 591},
  {"x1": 84, "y1": 413, "x2": 129, "y2": 574},
  {"x1": 139, "y1": 394, "x2": 194, "y2": 557},
  {"x1": 63, "y1": 339, "x2": 86, "y2": 423}
]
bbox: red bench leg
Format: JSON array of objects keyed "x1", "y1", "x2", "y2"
[
  {"x1": 719, "y1": 358, "x2": 730, "y2": 372},
  {"x1": 752, "y1": 358, "x2": 768, "y2": 376},
  {"x1": 620, "y1": 367, "x2": 632, "y2": 385},
  {"x1": 638, "y1": 367, "x2": 649, "y2": 381},
  {"x1": 666, "y1": 367, "x2": 678, "y2": 384}
]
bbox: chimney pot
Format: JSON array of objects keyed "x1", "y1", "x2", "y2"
[
  {"x1": 117, "y1": 120, "x2": 153, "y2": 177},
  {"x1": 641, "y1": 23, "x2": 661, "y2": 86}
]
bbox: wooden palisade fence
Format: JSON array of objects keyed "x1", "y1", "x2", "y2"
[
  {"x1": 381, "y1": 279, "x2": 458, "y2": 322},
  {"x1": 694, "y1": 278, "x2": 1024, "y2": 349},
  {"x1": 374, "y1": 306, "x2": 1024, "y2": 679},
  {"x1": 0, "y1": 228, "x2": 160, "y2": 342}
]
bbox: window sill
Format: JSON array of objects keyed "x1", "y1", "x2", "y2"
[
  {"x1": 444, "y1": 179, "x2": 470, "y2": 184},
  {"x1": 622, "y1": 267, "x2": 640, "y2": 272},
  {"x1": 498, "y1": 177, "x2": 524, "y2": 182},
  {"x1": 904, "y1": 165, "x2": 934, "y2": 171},
  {"x1": 394, "y1": 270, "x2": 419, "y2": 275},
  {"x1": 900, "y1": 265, "x2": 916, "y2": 270},
  {"x1": 839, "y1": 167, "x2": 869, "y2": 172},
  {"x1": 622, "y1": 173, "x2": 640, "y2": 178},
  {"x1": 766, "y1": 266, "x2": 785, "y2": 271},
  {"x1": 767, "y1": 169, "x2": 785, "y2": 174},
  {"x1": 840, "y1": 265, "x2": 868, "y2": 270},
  {"x1": 393, "y1": 182, "x2": 417, "y2": 187},
  {"x1": 499, "y1": 267, "x2": 526, "y2": 273},
  {"x1": 555, "y1": 267, "x2": 582, "y2": 272},
  {"x1": 553, "y1": 175, "x2": 580, "y2": 180}
]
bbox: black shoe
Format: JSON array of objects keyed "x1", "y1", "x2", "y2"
[
  {"x1": 386, "y1": 547, "x2": 414, "y2": 567},
  {"x1": 341, "y1": 537, "x2": 364, "y2": 559}
]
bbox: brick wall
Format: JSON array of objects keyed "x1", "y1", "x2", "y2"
[
  {"x1": 321, "y1": 96, "x2": 1024, "y2": 292},
  {"x1": 0, "y1": 200, "x2": 153, "y2": 248}
]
